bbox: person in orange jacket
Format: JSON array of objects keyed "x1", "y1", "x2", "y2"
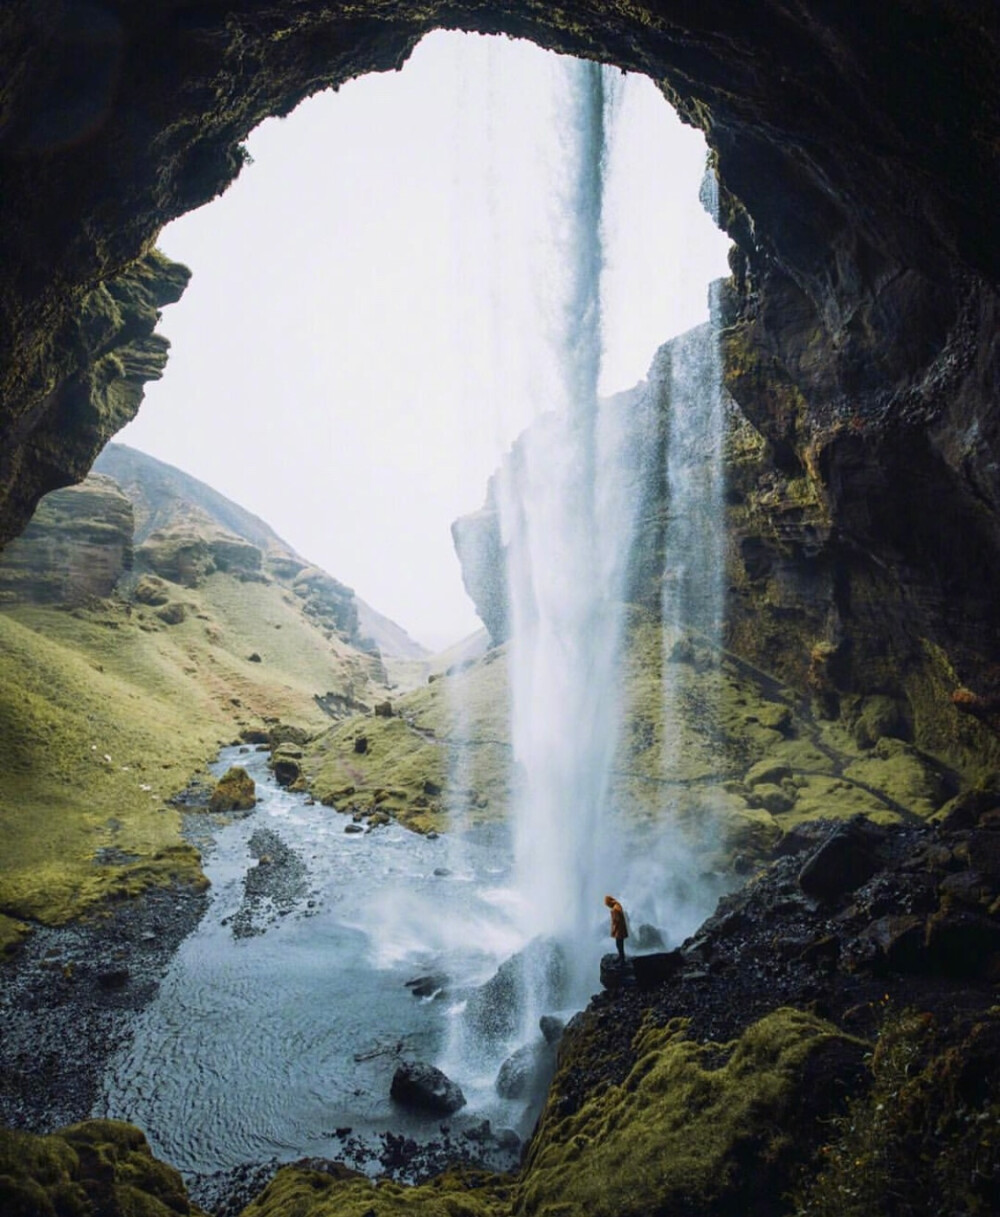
[{"x1": 604, "y1": 895, "x2": 629, "y2": 964}]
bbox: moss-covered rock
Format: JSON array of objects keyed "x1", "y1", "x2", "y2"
[
  {"x1": 520, "y1": 1008, "x2": 866, "y2": 1217},
  {"x1": 209, "y1": 766, "x2": 256, "y2": 812},
  {"x1": 0, "y1": 1118, "x2": 205, "y2": 1217}
]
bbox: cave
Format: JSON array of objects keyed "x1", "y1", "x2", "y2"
[
  {"x1": 3, "y1": 2, "x2": 999, "y2": 740},
  {"x1": 2, "y1": 3, "x2": 1000, "y2": 1214}
]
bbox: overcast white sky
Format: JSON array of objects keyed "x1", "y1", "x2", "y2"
[{"x1": 118, "y1": 31, "x2": 730, "y2": 651}]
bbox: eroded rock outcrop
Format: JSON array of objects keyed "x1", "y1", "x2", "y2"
[{"x1": 0, "y1": 473, "x2": 132, "y2": 605}]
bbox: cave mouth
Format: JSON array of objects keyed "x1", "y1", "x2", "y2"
[{"x1": 118, "y1": 29, "x2": 731, "y2": 654}]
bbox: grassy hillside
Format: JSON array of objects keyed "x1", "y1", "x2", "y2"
[{"x1": 0, "y1": 470, "x2": 391, "y2": 951}]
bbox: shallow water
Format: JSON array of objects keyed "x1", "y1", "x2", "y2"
[{"x1": 94, "y1": 746, "x2": 532, "y2": 1175}]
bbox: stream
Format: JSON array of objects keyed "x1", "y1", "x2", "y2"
[{"x1": 93, "y1": 746, "x2": 534, "y2": 1181}]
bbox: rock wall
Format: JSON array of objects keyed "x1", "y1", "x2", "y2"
[{"x1": 0, "y1": 474, "x2": 133, "y2": 606}]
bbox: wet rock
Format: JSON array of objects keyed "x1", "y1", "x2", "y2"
[
  {"x1": 631, "y1": 949, "x2": 685, "y2": 989},
  {"x1": 539, "y1": 1015, "x2": 565, "y2": 1045},
  {"x1": 465, "y1": 938, "x2": 568, "y2": 1043},
  {"x1": 925, "y1": 911, "x2": 1000, "y2": 979},
  {"x1": 600, "y1": 954, "x2": 634, "y2": 990},
  {"x1": 344, "y1": 823, "x2": 364, "y2": 834},
  {"x1": 405, "y1": 974, "x2": 448, "y2": 999},
  {"x1": 390, "y1": 1061, "x2": 466, "y2": 1115},
  {"x1": 496, "y1": 1039, "x2": 554, "y2": 1099},
  {"x1": 798, "y1": 821, "x2": 881, "y2": 901},
  {"x1": 96, "y1": 967, "x2": 130, "y2": 990},
  {"x1": 208, "y1": 766, "x2": 256, "y2": 813},
  {"x1": 271, "y1": 744, "x2": 302, "y2": 788},
  {"x1": 633, "y1": 923, "x2": 666, "y2": 950}
]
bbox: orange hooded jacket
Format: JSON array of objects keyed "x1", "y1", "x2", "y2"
[{"x1": 604, "y1": 895, "x2": 628, "y2": 940}]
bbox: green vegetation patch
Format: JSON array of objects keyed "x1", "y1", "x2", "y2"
[
  {"x1": 793, "y1": 1005, "x2": 1000, "y2": 1217},
  {"x1": 306, "y1": 650, "x2": 511, "y2": 833},
  {"x1": 0, "y1": 570, "x2": 383, "y2": 928},
  {"x1": 0, "y1": 1118, "x2": 203, "y2": 1217},
  {"x1": 241, "y1": 1165, "x2": 510, "y2": 1217},
  {"x1": 519, "y1": 1008, "x2": 866, "y2": 1217}
]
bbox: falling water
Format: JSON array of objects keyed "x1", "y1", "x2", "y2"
[
  {"x1": 495, "y1": 59, "x2": 638, "y2": 1019},
  {"x1": 438, "y1": 38, "x2": 731, "y2": 1111}
]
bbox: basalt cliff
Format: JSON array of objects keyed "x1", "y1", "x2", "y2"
[{"x1": 2, "y1": 4, "x2": 999, "y2": 1216}]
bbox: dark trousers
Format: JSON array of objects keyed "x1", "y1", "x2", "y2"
[{"x1": 616, "y1": 936, "x2": 626, "y2": 963}]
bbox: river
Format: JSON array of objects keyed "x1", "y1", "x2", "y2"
[{"x1": 93, "y1": 745, "x2": 532, "y2": 1180}]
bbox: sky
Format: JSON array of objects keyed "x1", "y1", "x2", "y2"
[{"x1": 118, "y1": 31, "x2": 731, "y2": 652}]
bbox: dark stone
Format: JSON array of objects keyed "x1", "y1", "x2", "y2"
[
  {"x1": 247, "y1": 652, "x2": 262, "y2": 663},
  {"x1": 272, "y1": 757, "x2": 301, "y2": 787},
  {"x1": 925, "y1": 912, "x2": 1000, "y2": 980},
  {"x1": 465, "y1": 938, "x2": 567, "y2": 1043},
  {"x1": 539, "y1": 1015, "x2": 565, "y2": 1045},
  {"x1": 344, "y1": 823, "x2": 364, "y2": 834},
  {"x1": 495, "y1": 1040, "x2": 553, "y2": 1100},
  {"x1": 633, "y1": 923, "x2": 666, "y2": 950},
  {"x1": 390, "y1": 1061, "x2": 466, "y2": 1116},
  {"x1": 404, "y1": 974, "x2": 448, "y2": 999},
  {"x1": 631, "y1": 949, "x2": 685, "y2": 989},
  {"x1": 600, "y1": 954, "x2": 634, "y2": 990},
  {"x1": 374, "y1": 701, "x2": 393, "y2": 717},
  {"x1": 96, "y1": 967, "x2": 130, "y2": 990},
  {"x1": 423, "y1": 779, "x2": 442, "y2": 797},
  {"x1": 798, "y1": 824, "x2": 881, "y2": 901},
  {"x1": 353, "y1": 736, "x2": 368, "y2": 755}
]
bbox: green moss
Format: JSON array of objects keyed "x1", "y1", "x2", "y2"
[
  {"x1": 0, "y1": 564, "x2": 384, "y2": 929},
  {"x1": 241, "y1": 1164, "x2": 509, "y2": 1217},
  {"x1": 306, "y1": 650, "x2": 512, "y2": 832},
  {"x1": 0, "y1": 1120, "x2": 202, "y2": 1217},
  {"x1": 792, "y1": 1006, "x2": 1000, "y2": 1217},
  {"x1": 519, "y1": 1008, "x2": 866, "y2": 1217}
]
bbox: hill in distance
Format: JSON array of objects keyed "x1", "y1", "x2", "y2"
[{"x1": 0, "y1": 443, "x2": 426, "y2": 948}]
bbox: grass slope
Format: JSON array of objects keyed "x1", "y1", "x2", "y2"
[
  {"x1": 0, "y1": 573, "x2": 384, "y2": 949},
  {"x1": 305, "y1": 605, "x2": 958, "y2": 860}
]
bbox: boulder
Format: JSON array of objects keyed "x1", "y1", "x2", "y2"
[
  {"x1": 390, "y1": 1061, "x2": 465, "y2": 1115},
  {"x1": 539, "y1": 1015, "x2": 565, "y2": 1045},
  {"x1": 271, "y1": 743, "x2": 303, "y2": 787},
  {"x1": 465, "y1": 938, "x2": 568, "y2": 1043},
  {"x1": 155, "y1": 601, "x2": 186, "y2": 625},
  {"x1": 496, "y1": 1039, "x2": 553, "y2": 1100},
  {"x1": 600, "y1": 953, "x2": 634, "y2": 990},
  {"x1": 631, "y1": 949, "x2": 685, "y2": 989},
  {"x1": 405, "y1": 974, "x2": 448, "y2": 999},
  {"x1": 208, "y1": 766, "x2": 256, "y2": 813},
  {"x1": 633, "y1": 923, "x2": 666, "y2": 950},
  {"x1": 798, "y1": 822, "x2": 881, "y2": 901}
]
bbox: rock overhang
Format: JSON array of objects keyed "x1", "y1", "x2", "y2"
[{"x1": 1, "y1": 2, "x2": 999, "y2": 709}]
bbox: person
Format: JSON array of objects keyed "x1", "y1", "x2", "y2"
[{"x1": 604, "y1": 894, "x2": 628, "y2": 964}]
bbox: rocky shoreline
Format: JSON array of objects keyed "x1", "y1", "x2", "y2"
[{"x1": 0, "y1": 880, "x2": 209, "y2": 1132}]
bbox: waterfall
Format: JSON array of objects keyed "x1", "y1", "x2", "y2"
[
  {"x1": 496, "y1": 58, "x2": 637, "y2": 1019},
  {"x1": 438, "y1": 34, "x2": 731, "y2": 1108}
]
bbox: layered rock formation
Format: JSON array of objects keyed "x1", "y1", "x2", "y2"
[{"x1": 0, "y1": 474, "x2": 133, "y2": 606}]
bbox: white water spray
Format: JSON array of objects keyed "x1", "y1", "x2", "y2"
[{"x1": 496, "y1": 59, "x2": 640, "y2": 1018}]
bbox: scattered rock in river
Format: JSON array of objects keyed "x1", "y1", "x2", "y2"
[
  {"x1": 390, "y1": 1060, "x2": 466, "y2": 1115},
  {"x1": 404, "y1": 974, "x2": 448, "y2": 999},
  {"x1": 230, "y1": 828, "x2": 308, "y2": 939},
  {"x1": 208, "y1": 766, "x2": 256, "y2": 813}
]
